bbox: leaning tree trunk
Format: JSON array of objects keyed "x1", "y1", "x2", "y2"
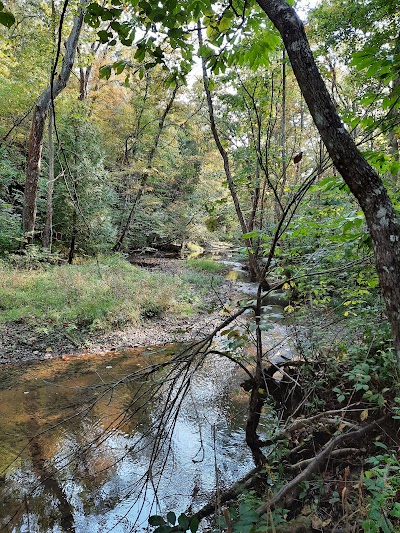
[
  {"x1": 42, "y1": 108, "x2": 55, "y2": 250},
  {"x1": 23, "y1": 4, "x2": 85, "y2": 242},
  {"x1": 256, "y1": 0, "x2": 400, "y2": 368}
]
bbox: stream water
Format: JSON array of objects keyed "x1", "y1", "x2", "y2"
[{"x1": 0, "y1": 257, "x2": 293, "y2": 533}]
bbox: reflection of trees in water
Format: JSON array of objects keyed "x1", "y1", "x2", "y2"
[
  {"x1": 23, "y1": 390, "x2": 75, "y2": 532},
  {"x1": 0, "y1": 336, "x2": 264, "y2": 531}
]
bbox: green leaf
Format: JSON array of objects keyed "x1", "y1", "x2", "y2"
[
  {"x1": 148, "y1": 515, "x2": 166, "y2": 526},
  {"x1": 390, "y1": 503, "x2": 400, "y2": 518},
  {"x1": 134, "y1": 45, "x2": 146, "y2": 62},
  {"x1": 100, "y1": 10, "x2": 113, "y2": 20},
  {"x1": 365, "y1": 62, "x2": 381, "y2": 78},
  {"x1": 166, "y1": 511, "x2": 176, "y2": 525},
  {"x1": 373, "y1": 441, "x2": 388, "y2": 450},
  {"x1": 218, "y1": 15, "x2": 231, "y2": 32},
  {"x1": 190, "y1": 516, "x2": 200, "y2": 533},
  {"x1": 168, "y1": 27, "x2": 183, "y2": 38},
  {"x1": 87, "y1": 2, "x2": 104, "y2": 15},
  {"x1": 99, "y1": 65, "x2": 112, "y2": 79},
  {"x1": 97, "y1": 29, "x2": 111, "y2": 43},
  {"x1": 242, "y1": 230, "x2": 260, "y2": 239},
  {"x1": 0, "y1": 10, "x2": 14, "y2": 27},
  {"x1": 178, "y1": 514, "x2": 190, "y2": 530}
]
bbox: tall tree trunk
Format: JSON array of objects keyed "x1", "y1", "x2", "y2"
[
  {"x1": 42, "y1": 108, "x2": 55, "y2": 250},
  {"x1": 113, "y1": 85, "x2": 179, "y2": 252},
  {"x1": 42, "y1": 0, "x2": 56, "y2": 251},
  {"x1": 79, "y1": 64, "x2": 92, "y2": 102},
  {"x1": 256, "y1": 0, "x2": 400, "y2": 368},
  {"x1": 277, "y1": 46, "x2": 287, "y2": 220},
  {"x1": 23, "y1": 4, "x2": 86, "y2": 242},
  {"x1": 198, "y1": 21, "x2": 261, "y2": 282}
]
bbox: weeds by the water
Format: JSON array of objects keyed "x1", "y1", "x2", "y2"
[
  {"x1": 185, "y1": 258, "x2": 225, "y2": 273},
  {"x1": 0, "y1": 255, "x2": 215, "y2": 331}
]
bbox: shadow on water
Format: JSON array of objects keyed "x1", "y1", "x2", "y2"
[{"x1": 0, "y1": 346, "x2": 260, "y2": 532}]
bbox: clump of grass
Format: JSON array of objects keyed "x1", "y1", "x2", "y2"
[
  {"x1": 185, "y1": 258, "x2": 225, "y2": 273},
  {"x1": 0, "y1": 255, "x2": 211, "y2": 332}
]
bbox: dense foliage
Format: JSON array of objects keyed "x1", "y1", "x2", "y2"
[{"x1": 0, "y1": 0, "x2": 399, "y2": 530}]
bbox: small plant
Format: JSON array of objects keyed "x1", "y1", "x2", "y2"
[
  {"x1": 148, "y1": 512, "x2": 199, "y2": 533},
  {"x1": 185, "y1": 258, "x2": 225, "y2": 273},
  {"x1": 361, "y1": 444, "x2": 400, "y2": 532},
  {"x1": 141, "y1": 301, "x2": 165, "y2": 319}
]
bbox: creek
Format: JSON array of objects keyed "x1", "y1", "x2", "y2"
[{"x1": 0, "y1": 257, "x2": 293, "y2": 532}]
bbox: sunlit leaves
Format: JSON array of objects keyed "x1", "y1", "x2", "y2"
[
  {"x1": 83, "y1": 0, "x2": 282, "y2": 78},
  {"x1": 362, "y1": 150, "x2": 400, "y2": 176},
  {"x1": 351, "y1": 46, "x2": 400, "y2": 86}
]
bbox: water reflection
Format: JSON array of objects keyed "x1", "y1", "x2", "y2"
[{"x1": 0, "y1": 347, "x2": 254, "y2": 532}]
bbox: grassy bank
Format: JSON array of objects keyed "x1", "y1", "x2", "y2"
[{"x1": 0, "y1": 255, "x2": 224, "y2": 332}]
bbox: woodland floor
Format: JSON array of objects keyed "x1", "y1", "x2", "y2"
[{"x1": 0, "y1": 257, "x2": 239, "y2": 365}]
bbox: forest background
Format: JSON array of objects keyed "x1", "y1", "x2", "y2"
[{"x1": 0, "y1": 0, "x2": 399, "y2": 530}]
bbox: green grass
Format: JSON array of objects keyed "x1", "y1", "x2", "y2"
[
  {"x1": 185, "y1": 258, "x2": 225, "y2": 273},
  {"x1": 0, "y1": 255, "x2": 218, "y2": 332}
]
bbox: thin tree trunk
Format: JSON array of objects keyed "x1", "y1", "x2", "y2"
[
  {"x1": 68, "y1": 210, "x2": 77, "y2": 264},
  {"x1": 113, "y1": 85, "x2": 179, "y2": 252},
  {"x1": 42, "y1": 108, "x2": 55, "y2": 250},
  {"x1": 79, "y1": 65, "x2": 92, "y2": 101},
  {"x1": 277, "y1": 46, "x2": 287, "y2": 219},
  {"x1": 198, "y1": 21, "x2": 261, "y2": 282},
  {"x1": 257, "y1": 0, "x2": 400, "y2": 368},
  {"x1": 23, "y1": 3, "x2": 86, "y2": 242},
  {"x1": 387, "y1": 31, "x2": 400, "y2": 178}
]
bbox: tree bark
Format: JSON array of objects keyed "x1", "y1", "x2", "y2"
[
  {"x1": 256, "y1": 0, "x2": 400, "y2": 368},
  {"x1": 68, "y1": 210, "x2": 77, "y2": 264},
  {"x1": 42, "y1": 108, "x2": 55, "y2": 250},
  {"x1": 23, "y1": 4, "x2": 86, "y2": 242}
]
